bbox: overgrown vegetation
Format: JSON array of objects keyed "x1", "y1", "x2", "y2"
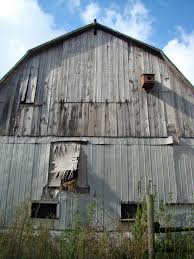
[{"x1": 0, "y1": 199, "x2": 193, "y2": 258}]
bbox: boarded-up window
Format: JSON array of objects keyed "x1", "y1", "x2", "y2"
[{"x1": 48, "y1": 142, "x2": 89, "y2": 192}]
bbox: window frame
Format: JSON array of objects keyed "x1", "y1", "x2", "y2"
[
  {"x1": 30, "y1": 200, "x2": 60, "y2": 219},
  {"x1": 120, "y1": 202, "x2": 141, "y2": 222}
]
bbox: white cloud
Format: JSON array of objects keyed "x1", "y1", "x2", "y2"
[
  {"x1": 81, "y1": 1, "x2": 152, "y2": 41},
  {"x1": 0, "y1": 0, "x2": 65, "y2": 79},
  {"x1": 163, "y1": 27, "x2": 194, "y2": 85},
  {"x1": 56, "y1": 0, "x2": 81, "y2": 12},
  {"x1": 69, "y1": 0, "x2": 80, "y2": 9},
  {"x1": 81, "y1": 2, "x2": 100, "y2": 23}
]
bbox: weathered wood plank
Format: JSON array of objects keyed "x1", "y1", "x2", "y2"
[
  {"x1": 39, "y1": 49, "x2": 55, "y2": 135},
  {"x1": 52, "y1": 45, "x2": 63, "y2": 135},
  {"x1": 106, "y1": 34, "x2": 112, "y2": 101},
  {"x1": 73, "y1": 35, "x2": 82, "y2": 102},
  {"x1": 118, "y1": 38, "x2": 125, "y2": 102},
  {"x1": 0, "y1": 144, "x2": 12, "y2": 220},
  {"x1": 26, "y1": 55, "x2": 40, "y2": 103},
  {"x1": 5, "y1": 71, "x2": 21, "y2": 135},
  {"x1": 11, "y1": 144, "x2": 26, "y2": 210},
  {"x1": 5, "y1": 145, "x2": 19, "y2": 222},
  {"x1": 147, "y1": 92, "x2": 156, "y2": 136},
  {"x1": 113, "y1": 36, "x2": 119, "y2": 101},
  {"x1": 36, "y1": 144, "x2": 50, "y2": 200},
  {"x1": 123, "y1": 40, "x2": 129, "y2": 100},
  {"x1": 133, "y1": 46, "x2": 142, "y2": 91},
  {"x1": 85, "y1": 31, "x2": 95, "y2": 102},
  {"x1": 133, "y1": 92, "x2": 141, "y2": 136},
  {"x1": 100, "y1": 103, "x2": 106, "y2": 136},
  {"x1": 139, "y1": 90, "x2": 150, "y2": 136},
  {"x1": 62, "y1": 40, "x2": 70, "y2": 102},
  {"x1": 23, "y1": 106, "x2": 34, "y2": 135},
  {"x1": 20, "y1": 59, "x2": 32, "y2": 102},
  {"x1": 24, "y1": 145, "x2": 35, "y2": 201},
  {"x1": 31, "y1": 144, "x2": 41, "y2": 200},
  {"x1": 88, "y1": 103, "x2": 97, "y2": 136},
  {"x1": 109, "y1": 103, "x2": 117, "y2": 137},
  {"x1": 17, "y1": 144, "x2": 29, "y2": 203},
  {"x1": 128, "y1": 98, "x2": 136, "y2": 136},
  {"x1": 128, "y1": 43, "x2": 135, "y2": 96}
]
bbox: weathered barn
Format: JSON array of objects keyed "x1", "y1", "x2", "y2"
[{"x1": 0, "y1": 22, "x2": 193, "y2": 230}]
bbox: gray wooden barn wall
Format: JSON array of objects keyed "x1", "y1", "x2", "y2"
[
  {"x1": 0, "y1": 137, "x2": 193, "y2": 230},
  {"x1": 0, "y1": 29, "x2": 194, "y2": 137}
]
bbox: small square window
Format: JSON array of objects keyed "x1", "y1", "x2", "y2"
[
  {"x1": 121, "y1": 203, "x2": 140, "y2": 221},
  {"x1": 31, "y1": 201, "x2": 59, "y2": 219}
]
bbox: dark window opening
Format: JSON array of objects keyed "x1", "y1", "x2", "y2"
[
  {"x1": 20, "y1": 87, "x2": 28, "y2": 104},
  {"x1": 31, "y1": 202, "x2": 58, "y2": 219},
  {"x1": 121, "y1": 203, "x2": 140, "y2": 221}
]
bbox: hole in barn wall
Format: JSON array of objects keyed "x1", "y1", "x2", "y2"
[
  {"x1": 31, "y1": 201, "x2": 59, "y2": 219},
  {"x1": 121, "y1": 203, "x2": 141, "y2": 221},
  {"x1": 48, "y1": 143, "x2": 81, "y2": 191},
  {"x1": 43, "y1": 142, "x2": 90, "y2": 200}
]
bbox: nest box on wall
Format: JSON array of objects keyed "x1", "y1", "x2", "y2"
[{"x1": 140, "y1": 73, "x2": 155, "y2": 90}]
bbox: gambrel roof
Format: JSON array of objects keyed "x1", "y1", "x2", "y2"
[{"x1": 0, "y1": 21, "x2": 193, "y2": 88}]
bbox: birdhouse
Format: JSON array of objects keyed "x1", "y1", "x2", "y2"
[{"x1": 140, "y1": 73, "x2": 155, "y2": 90}]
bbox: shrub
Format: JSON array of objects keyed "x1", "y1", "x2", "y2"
[{"x1": 0, "y1": 199, "x2": 193, "y2": 258}]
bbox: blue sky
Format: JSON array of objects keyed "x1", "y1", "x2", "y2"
[
  {"x1": 0, "y1": 0, "x2": 194, "y2": 84},
  {"x1": 38, "y1": 0, "x2": 194, "y2": 47}
]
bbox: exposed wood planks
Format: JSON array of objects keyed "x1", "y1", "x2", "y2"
[
  {"x1": 47, "y1": 45, "x2": 63, "y2": 135},
  {"x1": 0, "y1": 28, "x2": 194, "y2": 138},
  {"x1": 12, "y1": 93, "x2": 193, "y2": 138},
  {"x1": 26, "y1": 55, "x2": 40, "y2": 103},
  {"x1": 139, "y1": 90, "x2": 150, "y2": 136},
  {"x1": 20, "y1": 59, "x2": 33, "y2": 102},
  {"x1": 5, "y1": 71, "x2": 21, "y2": 135}
]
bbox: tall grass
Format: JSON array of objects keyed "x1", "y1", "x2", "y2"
[
  {"x1": 0, "y1": 200, "x2": 193, "y2": 258},
  {"x1": 0, "y1": 204, "x2": 59, "y2": 258}
]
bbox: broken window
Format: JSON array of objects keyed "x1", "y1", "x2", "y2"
[
  {"x1": 121, "y1": 203, "x2": 141, "y2": 221},
  {"x1": 20, "y1": 56, "x2": 39, "y2": 104},
  {"x1": 31, "y1": 201, "x2": 59, "y2": 219},
  {"x1": 48, "y1": 142, "x2": 89, "y2": 193}
]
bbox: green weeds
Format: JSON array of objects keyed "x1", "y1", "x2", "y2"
[{"x1": 0, "y1": 199, "x2": 193, "y2": 258}]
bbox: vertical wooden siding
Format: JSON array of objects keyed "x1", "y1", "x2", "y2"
[{"x1": 0, "y1": 29, "x2": 194, "y2": 137}]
